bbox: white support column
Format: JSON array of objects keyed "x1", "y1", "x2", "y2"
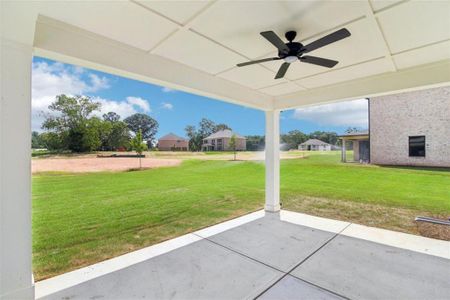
[
  {"x1": 341, "y1": 139, "x2": 347, "y2": 162},
  {"x1": 265, "y1": 110, "x2": 280, "y2": 212},
  {"x1": 0, "y1": 39, "x2": 34, "y2": 299}
]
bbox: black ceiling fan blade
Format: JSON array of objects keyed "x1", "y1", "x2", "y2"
[
  {"x1": 302, "y1": 28, "x2": 351, "y2": 53},
  {"x1": 236, "y1": 57, "x2": 281, "y2": 67},
  {"x1": 300, "y1": 56, "x2": 338, "y2": 68},
  {"x1": 260, "y1": 31, "x2": 290, "y2": 53},
  {"x1": 275, "y1": 62, "x2": 290, "y2": 79}
]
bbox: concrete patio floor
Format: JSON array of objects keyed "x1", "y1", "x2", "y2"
[{"x1": 36, "y1": 211, "x2": 450, "y2": 300}]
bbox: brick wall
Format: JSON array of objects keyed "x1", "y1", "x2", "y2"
[
  {"x1": 158, "y1": 139, "x2": 189, "y2": 151},
  {"x1": 370, "y1": 86, "x2": 450, "y2": 167}
]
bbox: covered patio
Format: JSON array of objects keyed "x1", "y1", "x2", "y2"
[
  {"x1": 1, "y1": 1, "x2": 450, "y2": 299},
  {"x1": 339, "y1": 131, "x2": 370, "y2": 163}
]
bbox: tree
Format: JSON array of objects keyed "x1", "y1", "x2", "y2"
[
  {"x1": 215, "y1": 123, "x2": 231, "y2": 131},
  {"x1": 43, "y1": 95, "x2": 101, "y2": 133},
  {"x1": 86, "y1": 117, "x2": 109, "y2": 152},
  {"x1": 103, "y1": 112, "x2": 121, "y2": 123},
  {"x1": 130, "y1": 129, "x2": 147, "y2": 169},
  {"x1": 281, "y1": 130, "x2": 308, "y2": 150},
  {"x1": 40, "y1": 132, "x2": 65, "y2": 151},
  {"x1": 229, "y1": 134, "x2": 237, "y2": 160},
  {"x1": 107, "y1": 121, "x2": 130, "y2": 150},
  {"x1": 32, "y1": 131, "x2": 45, "y2": 149},
  {"x1": 42, "y1": 95, "x2": 102, "y2": 152},
  {"x1": 124, "y1": 113, "x2": 159, "y2": 147},
  {"x1": 198, "y1": 118, "x2": 216, "y2": 137},
  {"x1": 185, "y1": 125, "x2": 203, "y2": 151},
  {"x1": 245, "y1": 135, "x2": 265, "y2": 151},
  {"x1": 345, "y1": 127, "x2": 362, "y2": 134},
  {"x1": 102, "y1": 112, "x2": 130, "y2": 150},
  {"x1": 184, "y1": 118, "x2": 232, "y2": 151},
  {"x1": 308, "y1": 131, "x2": 339, "y2": 145}
]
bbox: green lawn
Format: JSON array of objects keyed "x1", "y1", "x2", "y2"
[
  {"x1": 32, "y1": 153, "x2": 450, "y2": 280},
  {"x1": 281, "y1": 153, "x2": 450, "y2": 212}
]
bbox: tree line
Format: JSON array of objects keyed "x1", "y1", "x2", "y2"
[
  {"x1": 244, "y1": 130, "x2": 340, "y2": 151},
  {"x1": 32, "y1": 95, "x2": 158, "y2": 152},
  {"x1": 33, "y1": 94, "x2": 345, "y2": 152}
]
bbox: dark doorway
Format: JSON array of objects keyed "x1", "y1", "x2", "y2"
[{"x1": 359, "y1": 140, "x2": 370, "y2": 162}]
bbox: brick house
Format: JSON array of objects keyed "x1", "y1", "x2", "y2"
[
  {"x1": 202, "y1": 129, "x2": 246, "y2": 151},
  {"x1": 157, "y1": 133, "x2": 189, "y2": 151},
  {"x1": 340, "y1": 87, "x2": 450, "y2": 167}
]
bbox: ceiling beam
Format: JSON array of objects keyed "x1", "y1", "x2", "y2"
[
  {"x1": 33, "y1": 16, "x2": 273, "y2": 111},
  {"x1": 363, "y1": 0, "x2": 397, "y2": 72},
  {"x1": 274, "y1": 59, "x2": 450, "y2": 110}
]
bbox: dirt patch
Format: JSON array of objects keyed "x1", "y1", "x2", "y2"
[
  {"x1": 32, "y1": 157, "x2": 181, "y2": 174},
  {"x1": 147, "y1": 150, "x2": 308, "y2": 161},
  {"x1": 416, "y1": 221, "x2": 450, "y2": 240},
  {"x1": 283, "y1": 195, "x2": 450, "y2": 241}
]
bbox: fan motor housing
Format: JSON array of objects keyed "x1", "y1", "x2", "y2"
[{"x1": 278, "y1": 42, "x2": 303, "y2": 58}]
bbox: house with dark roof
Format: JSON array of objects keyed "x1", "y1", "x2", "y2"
[
  {"x1": 298, "y1": 139, "x2": 332, "y2": 151},
  {"x1": 157, "y1": 133, "x2": 189, "y2": 151},
  {"x1": 202, "y1": 129, "x2": 246, "y2": 151}
]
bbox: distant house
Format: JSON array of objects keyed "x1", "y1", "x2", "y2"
[
  {"x1": 298, "y1": 139, "x2": 332, "y2": 151},
  {"x1": 157, "y1": 133, "x2": 189, "y2": 151},
  {"x1": 202, "y1": 129, "x2": 246, "y2": 151}
]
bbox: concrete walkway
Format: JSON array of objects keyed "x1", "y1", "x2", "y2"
[{"x1": 37, "y1": 211, "x2": 450, "y2": 300}]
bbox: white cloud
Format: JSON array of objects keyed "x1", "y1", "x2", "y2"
[
  {"x1": 161, "y1": 102, "x2": 174, "y2": 110},
  {"x1": 31, "y1": 60, "x2": 155, "y2": 132},
  {"x1": 72, "y1": 65, "x2": 85, "y2": 75},
  {"x1": 87, "y1": 74, "x2": 110, "y2": 92},
  {"x1": 31, "y1": 61, "x2": 110, "y2": 131},
  {"x1": 293, "y1": 99, "x2": 369, "y2": 127},
  {"x1": 162, "y1": 86, "x2": 175, "y2": 93},
  {"x1": 125, "y1": 96, "x2": 151, "y2": 113},
  {"x1": 31, "y1": 62, "x2": 108, "y2": 131},
  {"x1": 94, "y1": 98, "x2": 138, "y2": 119}
]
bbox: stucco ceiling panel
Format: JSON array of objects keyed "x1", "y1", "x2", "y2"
[
  {"x1": 136, "y1": 0, "x2": 211, "y2": 25},
  {"x1": 218, "y1": 65, "x2": 286, "y2": 89},
  {"x1": 393, "y1": 40, "x2": 450, "y2": 70},
  {"x1": 369, "y1": 0, "x2": 402, "y2": 12},
  {"x1": 153, "y1": 30, "x2": 246, "y2": 74},
  {"x1": 35, "y1": 1, "x2": 178, "y2": 51},
  {"x1": 191, "y1": 1, "x2": 366, "y2": 59},
  {"x1": 377, "y1": 1, "x2": 450, "y2": 53},
  {"x1": 296, "y1": 58, "x2": 392, "y2": 89},
  {"x1": 259, "y1": 82, "x2": 305, "y2": 96}
]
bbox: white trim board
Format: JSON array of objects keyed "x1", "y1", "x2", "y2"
[
  {"x1": 281, "y1": 210, "x2": 450, "y2": 260},
  {"x1": 194, "y1": 210, "x2": 265, "y2": 238}
]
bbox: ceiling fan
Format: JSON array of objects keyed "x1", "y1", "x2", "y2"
[{"x1": 236, "y1": 28, "x2": 351, "y2": 79}]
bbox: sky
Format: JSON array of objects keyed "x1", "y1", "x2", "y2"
[{"x1": 32, "y1": 56, "x2": 368, "y2": 138}]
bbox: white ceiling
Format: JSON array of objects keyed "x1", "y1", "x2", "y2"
[{"x1": 2, "y1": 0, "x2": 450, "y2": 108}]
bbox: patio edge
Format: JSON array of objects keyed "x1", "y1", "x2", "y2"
[{"x1": 35, "y1": 210, "x2": 266, "y2": 299}]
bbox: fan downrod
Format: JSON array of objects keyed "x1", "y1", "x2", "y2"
[{"x1": 285, "y1": 31, "x2": 297, "y2": 42}]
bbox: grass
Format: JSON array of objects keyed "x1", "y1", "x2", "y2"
[
  {"x1": 32, "y1": 160, "x2": 265, "y2": 280},
  {"x1": 32, "y1": 149, "x2": 70, "y2": 157},
  {"x1": 281, "y1": 153, "x2": 450, "y2": 213},
  {"x1": 32, "y1": 152, "x2": 450, "y2": 280}
]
